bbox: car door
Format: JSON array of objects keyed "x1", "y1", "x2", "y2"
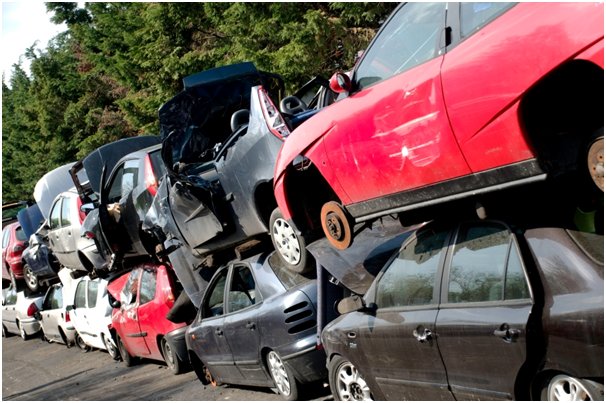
[
  {"x1": 135, "y1": 267, "x2": 160, "y2": 358},
  {"x1": 117, "y1": 268, "x2": 151, "y2": 357},
  {"x1": 47, "y1": 198, "x2": 69, "y2": 266},
  {"x1": 39, "y1": 285, "x2": 61, "y2": 341},
  {"x1": 223, "y1": 264, "x2": 264, "y2": 382},
  {"x1": 69, "y1": 279, "x2": 90, "y2": 339},
  {"x1": 2, "y1": 286, "x2": 19, "y2": 334},
  {"x1": 322, "y1": 3, "x2": 471, "y2": 205},
  {"x1": 435, "y1": 221, "x2": 533, "y2": 400},
  {"x1": 194, "y1": 267, "x2": 241, "y2": 382},
  {"x1": 356, "y1": 226, "x2": 454, "y2": 400}
]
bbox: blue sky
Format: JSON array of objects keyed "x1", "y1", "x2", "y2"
[{"x1": 2, "y1": 1, "x2": 68, "y2": 82}]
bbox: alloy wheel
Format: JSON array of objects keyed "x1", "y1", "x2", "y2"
[
  {"x1": 272, "y1": 218, "x2": 301, "y2": 266},
  {"x1": 103, "y1": 333, "x2": 120, "y2": 360},
  {"x1": 335, "y1": 361, "x2": 372, "y2": 401},
  {"x1": 23, "y1": 265, "x2": 38, "y2": 291},
  {"x1": 267, "y1": 351, "x2": 291, "y2": 397},
  {"x1": 546, "y1": 375, "x2": 596, "y2": 401}
]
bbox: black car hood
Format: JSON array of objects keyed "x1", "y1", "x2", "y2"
[
  {"x1": 308, "y1": 217, "x2": 417, "y2": 295},
  {"x1": 159, "y1": 62, "x2": 284, "y2": 172}
]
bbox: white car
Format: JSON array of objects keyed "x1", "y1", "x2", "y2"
[
  {"x1": 60, "y1": 269, "x2": 120, "y2": 359},
  {"x1": 1, "y1": 285, "x2": 44, "y2": 339},
  {"x1": 36, "y1": 283, "x2": 76, "y2": 346},
  {"x1": 46, "y1": 188, "x2": 105, "y2": 273}
]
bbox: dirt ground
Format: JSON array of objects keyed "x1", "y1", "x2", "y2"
[{"x1": 1, "y1": 333, "x2": 331, "y2": 401}]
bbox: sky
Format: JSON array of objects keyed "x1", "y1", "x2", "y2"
[{"x1": 1, "y1": 1, "x2": 68, "y2": 82}]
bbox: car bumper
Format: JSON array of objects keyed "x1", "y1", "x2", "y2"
[
  {"x1": 280, "y1": 335, "x2": 327, "y2": 383},
  {"x1": 20, "y1": 317, "x2": 41, "y2": 335},
  {"x1": 165, "y1": 326, "x2": 189, "y2": 363}
]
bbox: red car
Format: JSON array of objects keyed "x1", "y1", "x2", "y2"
[
  {"x1": 108, "y1": 263, "x2": 190, "y2": 374},
  {"x1": 2, "y1": 222, "x2": 28, "y2": 286},
  {"x1": 273, "y1": 2, "x2": 604, "y2": 254}
]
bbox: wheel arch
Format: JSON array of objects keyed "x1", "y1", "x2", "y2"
[
  {"x1": 519, "y1": 59, "x2": 604, "y2": 177},
  {"x1": 253, "y1": 180, "x2": 278, "y2": 227}
]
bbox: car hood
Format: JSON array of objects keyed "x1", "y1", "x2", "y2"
[
  {"x1": 307, "y1": 216, "x2": 417, "y2": 295},
  {"x1": 159, "y1": 62, "x2": 284, "y2": 173}
]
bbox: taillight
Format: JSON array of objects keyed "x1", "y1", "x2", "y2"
[
  {"x1": 27, "y1": 303, "x2": 39, "y2": 317},
  {"x1": 83, "y1": 231, "x2": 96, "y2": 239},
  {"x1": 64, "y1": 310, "x2": 71, "y2": 323},
  {"x1": 12, "y1": 245, "x2": 24, "y2": 253},
  {"x1": 258, "y1": 87, "x2": 291, "y2": 140},
  {"x1": 144, "y1": 154, "x2": 158, "y2": 197},
  {"x1": 165, "y1": 286, "x2": 175, "y2": 308}
]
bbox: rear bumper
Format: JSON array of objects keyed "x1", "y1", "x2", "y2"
[
  {"x1": 280, "y1": 335, "x2": 327, "y2": 383},
  {"x1": 165, "y1": 326, "x2": 189, "y2": 363},
  {"x1": 20, "y1": 317, "x2": 41, "y2": 336}
]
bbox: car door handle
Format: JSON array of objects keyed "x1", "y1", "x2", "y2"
[
  {"x1": 494, "y1": 324, "x2": 520, "y2": 343},
  {"x1": 215, "y1": 328, "x2": 223, "y2": 336},
  {"x1": 413, "y1": 327, "x2": 433, "y2": 343},
  {"x1": 245, "y1": 322, "x2": 255, "y2": 330}
]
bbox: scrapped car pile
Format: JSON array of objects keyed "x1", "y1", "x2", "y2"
[{"x1": 2, "y1": 3, "x2": 604, "y2": 401}]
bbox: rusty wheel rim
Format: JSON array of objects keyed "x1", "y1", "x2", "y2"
[
  {"x1": 321, "y1": 201, "x2": 353, "y2": 250},
  {"x1": 588, "y1": 137, "x2": 604, "y2": 192}
]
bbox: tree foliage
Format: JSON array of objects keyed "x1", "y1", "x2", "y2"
[{"x1": 2, "y1": 2, "x2": 397, "y2": 202}]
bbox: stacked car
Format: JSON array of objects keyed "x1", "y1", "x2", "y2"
[{"x1": 2, "y1": 3, "x2": 603, "y2": 401}]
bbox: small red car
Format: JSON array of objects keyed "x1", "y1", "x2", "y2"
[
  {"x1": 273, "y1": 2, "x2": 604, "y2": 254},
  {"x1": 2, "y1": 222, "x2": 28, "y2": 285},
  {"x1": 108, "y1": 262, "x2": 190, "y2": 374}
]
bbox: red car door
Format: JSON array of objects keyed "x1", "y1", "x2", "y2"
[
  {"x1": 117, "y1": 268, "x2": 151, "y2": 357},
  {"x1": 322, "y1": 3, "x2": 470, "y2": 205}
]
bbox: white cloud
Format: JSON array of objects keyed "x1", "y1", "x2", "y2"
[{"x1": 1, "y1": 1, "x2": 67, "y2": 82}]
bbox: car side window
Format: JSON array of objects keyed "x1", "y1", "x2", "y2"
[
  {"x1": 354, "y1": 2, "x2": 445, "y2": 91},
  {"x1": 376, "y1": 228, "x2": 449, "y2": 308},
  {"x1": 121, "y1": 160, "x2": 139, "y2": 198},
  {"x1": 43, "y1": 288, "x2": 54, "y2": 310},
  {"x1": 87, "y1": 281, "x2": 98, "y2": 308},
  {"x1": 5, "y1": 288, "x2": 17, "y2": 305},
  {"x1": 74, "y1": 281, "x2": 87, "y2": 309},
  {"x1": 459, "y1": 3, "x2": 514, "y2": 38},
  {"x1": 49, "y1": 200, "x2": 62, "y2": 229},
  {"x1": 203, "y1": 270, "x2": 228, "y2": 319},
  {"x1": 139, "y1": 269, "x2": 156, "y2": 305},
  {"x1": 447, "y1": 222, "x2": 529, "y2": 303},
  {"x1": 52, "y1": 287, "x2": 63, "y2": 310},
  {"x1": 107, "y1": 164, "x2": 125, "y2": 204},
  {"x1": 2, "y1": 228, "x2": 9, "y2": 248},
  {"x1": 60, "y1": 197, "x2": 72, "y2": 227},
  {"x1": 121, "y1": 270, "x2": 140, "y2": 306},
  {"x1": 228, "y1": 265, "x2": 258, "y2": 313}
]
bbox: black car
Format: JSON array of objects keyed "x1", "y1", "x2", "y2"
[
  {"x1": 186, "y1": 252, "x2": 327, "y2": 400},
  {"x1": 70, "y1": 136, "x2": 163, "y2": 277},
  {"x1": 321, "y1": 219, "x2": 604, "y2": 401},
  {"x1": 146, "y1": 62, "x2": 334, "y2": 307}
]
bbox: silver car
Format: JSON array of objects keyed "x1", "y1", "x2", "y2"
[{"x1": 1, "y1": 285, "x2": 44, "y2": 339}]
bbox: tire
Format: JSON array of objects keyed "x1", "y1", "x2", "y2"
[
  {"x1": 117, "y1": 335, "x2": 135, "y2": 367},
  {"x1": 161, "y1": 337, "x2": 183, "y2": 375},
  {"x1": 269, "y1": 208, "x2": 314, "y2": 274},
  {"x1": 329, "y1": 356, "x2": 373, "y2": 401},
  {"x1": 75, "y1": 332, "x2": 91, "y2": 352},
  {"x1": 103, "y1": 333, "x2": 120, "y2": 361},
  {"x1": 541, "y1": 374, "x2": 604, "y2": 401},
  {"x1": 2, "y1": 324, "x2": 9, "y2": 338},
  {"x1": 23, "y1": 264, "x2": 39, "y2": 292},
  {"x1": 266, "y1": 350, "x2": 299, "y2": 401},
  {"x1": 17, "y1": 321, "x2": 28, "y2": 341}
]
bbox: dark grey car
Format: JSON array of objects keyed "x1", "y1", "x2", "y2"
[
  {"x1": 146, "y1": 62, "x2": 334, "y2": 307},
  {"x1": 186, "y1": 252, "x2": 327, "y2": 400},
  {"x1": 321, "y1": 219, "x2": 604, "y2": 401}
]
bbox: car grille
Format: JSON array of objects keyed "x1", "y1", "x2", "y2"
[{"x1": 284, "y1": 300, "x2": 316, "y2": 334}]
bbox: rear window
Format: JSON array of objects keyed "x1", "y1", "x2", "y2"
[
  {"x1": 567, "y1": 230, "x2": 604, "y2": 265},
  {"x1": 15, "y1": 226, "x2": 27, "y2": 241},
  {"x1": 268, "y1": 253, "x2": 316, "y2": 290}
]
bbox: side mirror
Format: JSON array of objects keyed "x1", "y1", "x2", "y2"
[
  {"x1": 336, "y1": 295, "x2": 366, "y2": 315},
  {"x1": 65, "y1": 305, "x2": 74, "y2": 312},
  {"x1": 112, "y1": 300, "x2": 121, "y2": 309},
  {"x1": 80, "y1": 203, "x2": 95, "y2": 215},
  {"x1": 329, "y1": 72, "x2": 352, "y2": 94}
]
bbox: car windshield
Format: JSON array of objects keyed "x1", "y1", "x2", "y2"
[
  {"x1": 268, "y1": 253, "x2": 316, "y2": 290},
  {"x1": 567, "y1": 229, "x2": 604, "y2": 265}
]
